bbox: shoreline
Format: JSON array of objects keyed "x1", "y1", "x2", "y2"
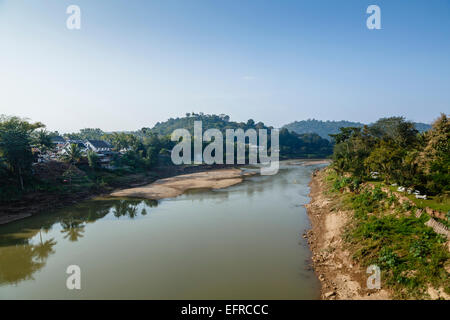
[
  {"x1": 0, "y1": 163, "x2": 241, "y2": 225},
  {"x1": 305, "y1": 168, "x2": 391, "y2": 300},
  {"x1": 109, "y1": 160, "x2": 331, "y2": 201},
  {"x1": 0, "y1": 158, "x2": 330, "y2": 226},
  {"x1": 110, "y1": 168, "x2": 256, "y2": 200}
]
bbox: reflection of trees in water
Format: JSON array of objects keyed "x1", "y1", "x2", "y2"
[
  {"x1": 35, "y1": 231, "x2": 56, "y2": 261},
  {"x1": 0, "y1": 198, "x2": 158, "y2": 286},
  {"x1": 0, "y1": 236, "x2": 56, "y2": 286},
  {"x1": 112, "y1": 199, "x2": 158, "y2": 219},
  {"x1": 194, "y1": 189, "x2": 231, "y2": 205},
  {"x1": 142, "y1": 199, "x2": 158, "y2": 208},
  {"x1": 112, "y1": 200, "x2": 136, "y2": 218},
  {"x1": 60, "y1": 219, "x2": 85, "y2": 242}
]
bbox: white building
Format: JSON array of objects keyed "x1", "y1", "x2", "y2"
[{"x1": 85, "y1": 140, "x2": 113, "y2": 153}]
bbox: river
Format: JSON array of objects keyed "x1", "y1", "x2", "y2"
[{"x1": 0, "y1": 161, "x2": 326, "y2": 299}]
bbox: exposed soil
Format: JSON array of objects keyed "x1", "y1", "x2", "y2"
[{"x1": 305, "y1": 168, "x2": 391, "y2": 300}]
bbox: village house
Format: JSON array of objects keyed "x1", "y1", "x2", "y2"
[
  {"x1": 84, "y1": 140, "x2": 116, "y2": 168},
  {"x1": 85, "y1": 140, "x2": 113, "y2": 153},
  {"x1": 61, "y1": 141, "x2": 88, "y2": 154},
  {"x1": 51, "y1": 136, "x2": 66, "y2": 149}
]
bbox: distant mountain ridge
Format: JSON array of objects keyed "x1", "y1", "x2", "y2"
[{"x1": 283, "y1": 119, "x2": 431, "y2": 140}]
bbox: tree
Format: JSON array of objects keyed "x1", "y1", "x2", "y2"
[
  {"x1": 87, "y1": 150, "x2": 99, "y2": 169},
  {"x1": 146, "y1": 146, "x2": 159, "y2": 166},
  {"x1": 0, "y1": 115, "x2": 45, "y2": 190},
  {"x1": 32, "y1": 130, "x2": 54, "y2": 152},
  {"x1": 331, "y1": 127, "x2": 371, "y2": 177},
  {"x1": 331, "y1": 114, "x2": 447, "y2": 194},
  {"x1": 62, "y1": 143, "x2": 83, "y2": 164},
  {"x1": 368, "y1": 117, "x2": 419, "y2": 148},
  {"x1": 418, "y1": 113, "x2": 449, "y2": 193},
  {"x1": 364, "y1": 140, "x2": 405, "y2": 183},
  {"x1": 329, "y1": 127, "x2": 361, "y2": 144}
]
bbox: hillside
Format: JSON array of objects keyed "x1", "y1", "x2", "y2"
[
  {"x1": 283, "y1": 119, "x2": 431, "y2": 140},
  {"x1": 148, "y1": 113, "x2": 270, "y2": 136},
  {"x1": 145, "y1": 113, "x2": 333, "y2": 158}
]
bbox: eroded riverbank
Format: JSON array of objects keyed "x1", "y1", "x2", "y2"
[{"x1": 305, "y1": 168, "x2": 391, "y2": 300}]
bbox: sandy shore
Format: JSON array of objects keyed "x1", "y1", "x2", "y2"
[
  {"x1": 111, "y1": 168, "x2": 255, "y2": 200},
  {"x1": 301, "y1": 159, "x2": 332, "y2": 166},
  {"x1": 0, "y1": 164, "x2": 243, "y2": 225},
  {"x1": 305, "y1": 168, "x2": 391, "y2": 300}
]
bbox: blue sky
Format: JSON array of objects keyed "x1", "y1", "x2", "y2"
[{"x1": 0, "y1": 0, "x2": 449, "y2": 132}]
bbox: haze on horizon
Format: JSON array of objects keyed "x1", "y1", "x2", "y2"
[{"x1": 0, "y1": 0, "x2": 449, "y2": 133}]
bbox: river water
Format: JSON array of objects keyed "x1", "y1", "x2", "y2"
[{"x1": 0, "y1": 161, "x2": 326, "y2": 299}]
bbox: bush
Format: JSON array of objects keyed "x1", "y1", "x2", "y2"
[{"x1": 379, "y1": 247, "x2": 399, "y2": 268}]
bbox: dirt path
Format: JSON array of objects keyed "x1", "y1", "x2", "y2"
[
  {"x1": 111, "y1": 168, "x2": 255, "y2": 200},
  {"x1": 305, "y1": 169, "x2": 391, "y2": 300}
]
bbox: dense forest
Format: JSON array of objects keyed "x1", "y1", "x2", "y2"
[{"x1": 284, "y1": 119, "x2": 431, "y2": 140}]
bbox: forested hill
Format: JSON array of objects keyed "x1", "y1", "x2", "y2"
[
  {"x1": 144, "y1": 113, "x2": 333, "y2": 158},
  {"x1": 146, "y1": 113, "x2": 270, "y2": 136},
  {"x1": 283, "y1": 119, "x2": 431, "y2": 140}
]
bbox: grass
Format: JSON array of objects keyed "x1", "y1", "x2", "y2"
[
  {"x1": 326, "y1": 169, "x2": 450, "y2": 299},
  {"x1": 370, "y1": 181, "x2": 450, "y2": 213}
]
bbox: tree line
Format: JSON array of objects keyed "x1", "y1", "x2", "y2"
[
  {"x1": 331, "y1": 114, "x2": 449, "y2": 195},
  {"x1": 0, "y1": 113, "x2": 333, "y2": 200}
]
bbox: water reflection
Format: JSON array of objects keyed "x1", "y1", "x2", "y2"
[
  {"x1": 111, "y1": 199, "x2": 158, "y2": 219},
  {"x1": 0, "y1": 162, "x2": 327, "y2": 298},
  {"x1": 0, "y1": 198, "x2": 158, "y2": 286},
  {"x1": 0, "y1": 244, "x2": 48, "y2": 285},
  {"x1": 60, "y1": 219, "x2": 85, "y2": 242}
]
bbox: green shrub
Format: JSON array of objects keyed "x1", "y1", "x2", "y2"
[{"x1": 379, "y1": 247, "x2": 399, "y2": 268}]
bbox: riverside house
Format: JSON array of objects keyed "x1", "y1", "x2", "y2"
[{"x1": 85, "y1": 140, "x2": 113, "y2": 153}]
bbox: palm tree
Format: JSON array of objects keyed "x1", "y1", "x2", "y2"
[
  {"x1": 33, "y1": 130, "x2": 53, "y2": 152},
  {"x1": 62, "y1": 143, "x2": 82, "y2": 164}
]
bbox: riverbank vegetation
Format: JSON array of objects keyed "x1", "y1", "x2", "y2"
[
  {"x1": 325, "y1": 114, "x2": 450, "y2": 298},
  {"x1": 326, "y1": 170, "x2": 449, "y2": 298},
  {"x1": 331, "y1": 114, "x2": 449, "y2": 202},
  {"x1": 0, "y1": 113, "x2": 332, "y2": 206}
]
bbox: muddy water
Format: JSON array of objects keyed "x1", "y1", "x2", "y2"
[{"x1": 0, "y1": 161, "x2": 326, "y2": 299}]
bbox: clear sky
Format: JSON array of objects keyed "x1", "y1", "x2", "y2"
[{"x1": 0, "y1": 0, "x2": 449, "y2": 133}]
